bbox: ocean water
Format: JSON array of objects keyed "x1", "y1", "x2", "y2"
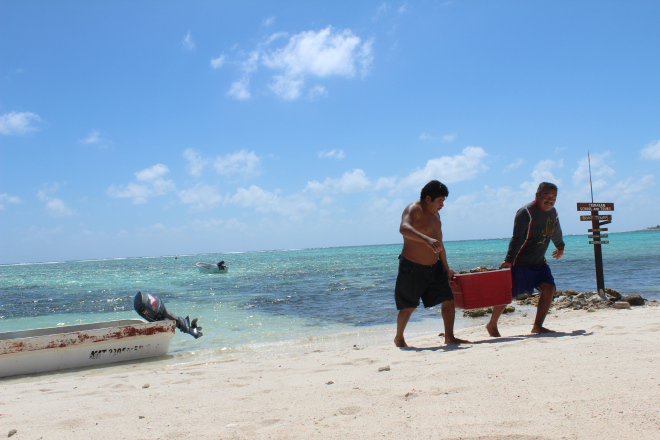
[{"x1": 1, "y1": 231, "x2": 658, "y2": 361}]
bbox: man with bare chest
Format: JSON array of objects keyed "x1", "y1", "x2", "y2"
[{"x1": 394, "y1": 180, "x2": 468, "y2": 347}]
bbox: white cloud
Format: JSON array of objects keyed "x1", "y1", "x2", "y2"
[
  {"x1": 107, "y1": 164, "x2": 175, "y2": 204},
  {"x1": 572, "y1": 153, "x2": 614, "y2": 186},
  {"x1": 307, "y1": 147, "x2": 488, "y2": 198},
  {"x1": 309, "y1": 85, "x2": 328, "y2": 100},
  {"x1": 263, "y1": 26, "x2": 370, "y2": 77},
  {"x1": 374, "y1": 176, "x2": 397, "y2": 191},
  {"x1": 214, "y1": 150, "x2": 261, "y2": 177},
  {"x1": 602, "y1": 174, "x2": 654, "y2": 200},
  {"x1": 44, "y1": 198, "x2": 76, "y2": 218},
  {"x1": 399, "y1": 146, "x2": 489, "y2": 189},
  {"x1": 136, "y1": 164, "x2": 170, "y2": 182},
  {"x1": 36, "y1": 184, "x2": 76, "y2": 218},
  {"x1": 269, "y1": 75, "x2": 304, "y2": 100},
  {"x1": 228, "y1": 77, "x2": 251, "y2": 100},
  {"x1": 81, "y1": 130, "x2": 101, "y2": 144},
  {"x1": 36, "y1": 183, "x2": 58, "y2": 201},
  {"x1": 318, "y1": 149, "x2": 345, "y2": 160},
  {"x1": 533, "y1": 159, "x2": 563, "y2": 183},
  {"x1": 229, "y1": 50, "x2": 261, "y2": 99},
  {"x1": 228, "y1": 26, "x2": 374, "y2": 101},
  {"x1": 182, "y1": 30, "x2": 195, "y2": 50},
  {"x1": 262, "y1": 16, "x2": 275, "y2": 26},
  {"x1": 365, "y1": 196, "x2": 405, "y2": 214},
  {"x1": 183, "y1": 148, "x2": 207, "y2": 177},
  {"x1": 178, "y1": 183, "x2": 224, "y2": 211},
  {"x1": 419, "y1": 132, "x2": 434, "y2": 141},
  {"x1": 374, "y1": 3, "x2": 391, "y2": 20},
  {"x1": 446, "y1": 185, "x2": 530, "y2": 239},
  {"x1": 0, "y1": 111, "x2": 41, "y2": 135},
  {"x1": 228, "y1": 185, "x2": 316, "y2": 217},
  {"x1": 503, "y1": 158, "x2": 525, "y2": 173},
  {"x1": 242, "y1": 50, "x2": 261, "y2": 73},
  {"x1": 452, "y1": 185, "x2": 525, "y2": 216},
  {"x1": 640, "y1": 139, "x2": 660, "y2": 160},
  {"x1": 306, "y1": 169, "x2": 371, "y2": 194},
  {"x1": 80, "y1": 129, "x2": 110, "y2": 147},
  {"x1": 107, "y1": 182, "x2": 153, "y2": 204},
  {"x1": 337, "y1": 169, "x2": 370, "y2": 193},
  {"x1": 0, "y1": 193, "x2": 21, "y2": 210},
  {"x1": 519, "y1": 159, "x2": 564, "y2": 194},
  {"x1": 210, "y1": 55, "x2": 225, "y2": 69}
]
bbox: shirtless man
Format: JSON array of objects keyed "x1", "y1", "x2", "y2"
[
  {"x1": 486, "y1": 182, "x2": 565, "y2": 337},
  {"x1": 394, "y1": 180, "x2": 468, "y2": 347}
]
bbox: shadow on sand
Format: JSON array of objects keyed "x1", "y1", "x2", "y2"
[
  {"x1": 465, "y1": 329, "x2": 592, "y2": 345},
  {"x1": 399, "y1": 329, "x2": 591, "y2": 351},
  {"x1": 399, "y1": 344, "x2": 472, "y2": 353}
]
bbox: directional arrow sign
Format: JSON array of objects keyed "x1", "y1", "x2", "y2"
[
  {"x1": 577, "y1": 203, "x2": 614, "y2": 211},
  {"x1": 580, "y1": 215, "x2": 612, "y2": 221},
  {"x1": 588, "y1": 228, "x2": 608, "y2": 232},
  {"x1": 590, "y1": 240, "x2": 609, "y2": 245},
  {"x1": 588, "y1": 234, "x2": 608, "y2": 239}
]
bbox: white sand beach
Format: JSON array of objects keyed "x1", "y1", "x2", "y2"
[{"x1": 2, "y1": 306, "x2": 659, "y2": 440}]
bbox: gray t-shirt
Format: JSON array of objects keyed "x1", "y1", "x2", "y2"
[{"x1": 505, "y1": 201, "x2": 565, "y2": 267}]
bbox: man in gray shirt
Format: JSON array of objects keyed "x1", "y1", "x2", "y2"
[{"x1": 487, "y1": 182, "x2": 565, "y2": 336}]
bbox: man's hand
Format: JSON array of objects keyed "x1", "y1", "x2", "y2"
[
  {"x1": 499, "y1": 261, "x2": 512, "y2": 269},
  {"x1": 552, "y1": 248, "x2": 564, "y2": 260},
  {"x1": 447, "y1": 268, "x2": 455, "y2": 281},
  {"x1": 426, "y1": 237, "x2": 443, "y2": 254}
]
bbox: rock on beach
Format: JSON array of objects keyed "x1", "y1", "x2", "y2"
[{"x1": 460, "y1": 286, "x2": 649, "y2": 318}]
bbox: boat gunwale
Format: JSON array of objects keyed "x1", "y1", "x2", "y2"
[{"x1": 0, "y1": 319, "x2": 176, "y2": 355}]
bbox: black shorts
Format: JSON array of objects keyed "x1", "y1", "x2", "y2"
[{"x1": 394, "y1": 256, "x2": 454, "y2": 310}]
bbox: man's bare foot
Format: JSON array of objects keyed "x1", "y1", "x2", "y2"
[
  {"x1": 394, "y1": 337, "x2": 408, "y2": 347},
  {"x1": 531, "y1": 326, "x2": 554, "y2": 334},
  {"x1": 445, "y1": 336, "x2": 469, "y2": 344},
  {"x1": 485, "y1": 322, "x2": 501, "y2": 337}
]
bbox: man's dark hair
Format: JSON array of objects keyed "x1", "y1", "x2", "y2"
[
  {"x1": 536, "y1": 182, "x2": 558, "y2": 193},
  {"x1": 420, "y1": 180, "x2": 449, "y2": 201}
]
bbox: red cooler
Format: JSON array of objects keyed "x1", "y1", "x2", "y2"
[{"x1": 451, "y1": 268, "x2": 512, "y2": 309}]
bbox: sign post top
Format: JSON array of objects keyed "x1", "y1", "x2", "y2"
[{"x1": 577, "y1": 202, "x2": 614, "y2": 211}]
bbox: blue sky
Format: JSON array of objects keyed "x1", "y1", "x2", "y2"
[{"x1": 1, "y1": 1, "x2": 659, "y2": 264}]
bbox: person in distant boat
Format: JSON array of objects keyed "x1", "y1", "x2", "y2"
[
  {"x1": 394, "y1": 180, "x2": 469, "y2": 348},
  {"x1": 217, "y1": 260, "x2": 226, "y2": 270},
  {"x1": 486, "y1": 182, "x2": 565, "y2": 337}
]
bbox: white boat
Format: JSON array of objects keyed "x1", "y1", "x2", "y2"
[
  {"x1": 196, "y1": 262, "x2": 229, "y2": 273},
  {"x1": 0, "y1": 319, "x2": 176, "y2": 378}
]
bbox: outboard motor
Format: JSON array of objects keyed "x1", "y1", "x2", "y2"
[{"x1": 134, "y1": 291, "x2": 203, "y2": 339}]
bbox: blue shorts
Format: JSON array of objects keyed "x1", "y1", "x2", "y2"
[
  {"x1": 394, "y1": 256, "x2": 453, "y2": 310},
  {"x1": 511, "y1": 265, "x2": 555, "y2": 297}
]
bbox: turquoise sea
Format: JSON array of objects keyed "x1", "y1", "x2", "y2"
[{"x1": 1, "y1": 231, "x2": 658, "y2": 361}]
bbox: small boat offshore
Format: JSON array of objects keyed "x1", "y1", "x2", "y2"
[{"x1": 196, "y1": 262, "x2": 229, "y2": 273}]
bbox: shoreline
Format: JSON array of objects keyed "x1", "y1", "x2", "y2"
[{"x1": 2, "y1": 305, "x2": 659, "y2": 439}]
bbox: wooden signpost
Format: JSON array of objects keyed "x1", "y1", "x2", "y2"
[{"x1": 577, "y1": 202, "x2": 613, "y2": 299}]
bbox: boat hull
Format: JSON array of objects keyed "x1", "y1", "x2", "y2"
[
  {"x1": 0, "y1": 319, "x2": 176, "y2": 378},
  {"x1": 196, "y1": 262, "x2": 229, "y2": 273}
]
